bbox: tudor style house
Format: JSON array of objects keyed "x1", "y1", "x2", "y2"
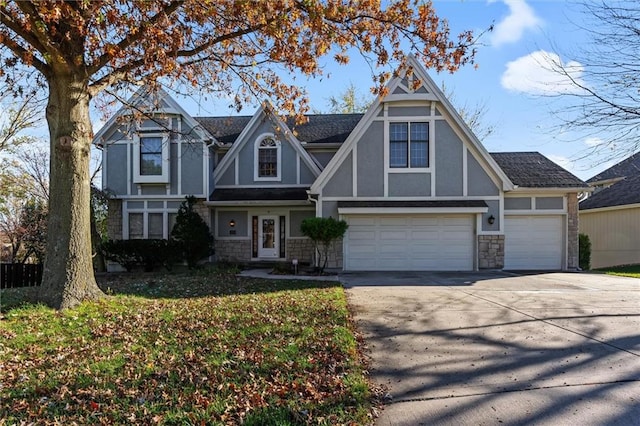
[{"x1": 95, "y1": 57, "x2": 588, "y2": 272}]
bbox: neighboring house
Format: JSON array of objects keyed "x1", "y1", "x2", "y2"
[
  {"x1": 94, "y1": 56, "x2": 588, "y2": 272},
  {"x1": 580, "y1": 152, "x2": 640, "y2": 268}
]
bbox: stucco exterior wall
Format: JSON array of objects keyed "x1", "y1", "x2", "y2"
[
  {"x1": 434, "y1": 121, "x2": 463, "y2": 196},
  {"x1": 324, "y1": 152, "x2": 353, "y2": 197},
  {"x1": 356, "y1": 122, "x2": 384, "y2": 197},
  {"x1": 467, "y1": 153, "x2": 499, "y2": 196}
]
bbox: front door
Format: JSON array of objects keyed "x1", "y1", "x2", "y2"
[{"x1": 258, "y1": 216, "x2": 279, "y2": 258}]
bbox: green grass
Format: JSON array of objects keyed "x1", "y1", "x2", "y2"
[
  {"x1": 0, "y1": 271, "x2": 375, "y2": 425},
  {"x1": 596, "y1": 264, "x2": 640, "y2": 278}
]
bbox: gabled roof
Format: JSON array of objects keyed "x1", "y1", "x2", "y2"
[
  {"x1": 93, "y1": 86, "x2": 215, "y2": 146},
  {"x1": 490, "y1": 152, "x2": 588, "y2": 188},
  {"x1": 587, "y1": 151, "x2": 640, "y2": 183},
  {"x1": 211, "y1": 102, "x2": 322, "y2": 186},
  {"x1": 311, "y1": 55, "x2": 515, "y2": 194},
  {"x1": 195, "y1": 113, "x2": 363, "y2": 145},
  {"x1": 580, "y1": 174, "x2": 640, "y2": 210}
]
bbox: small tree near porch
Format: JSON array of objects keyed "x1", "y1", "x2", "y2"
[{"x1": 301, "y1": 217, "x2": 348, "y2": 274}]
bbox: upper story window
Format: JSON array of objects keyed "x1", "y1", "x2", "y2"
[
  {"x1": 133, "y1": 133, "x2": 170, "y2": 183},
  {"x1": 140, "y1": 137, "x2": 163, "y2": 175},
  {"x1": 389, "y1": 122, "x2": 429, "y2": 168},
  {"x1": 254, "y1": 134, "x2": 281, "y2": 181}
]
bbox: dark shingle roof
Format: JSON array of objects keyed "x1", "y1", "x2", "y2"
[
  {"x1": 195, "y1": 113, "x2": 363, "y2": 145},
  {"x1": 194, "y1": 116, "x2": 252, "y2": 144},
  {"x1": 580, "y1": 174, "x2": 640, "y2": 210},
  {"x1": 210, "y1": 188, "x2": 309, "y2": 202},
  {"x1": 587, "y1": 151, "x2": 640, "y2": 183},
  {"x1": 490, "y1": 152, "x2": 588, "y2": 188}
]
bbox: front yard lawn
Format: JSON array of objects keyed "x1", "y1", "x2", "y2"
[
  {"x1": 0, "y1": 271, "x2": 375, "y2": 425},
  {"x1": 596, "y1": 264, "x2": 640, "y2": 278}
]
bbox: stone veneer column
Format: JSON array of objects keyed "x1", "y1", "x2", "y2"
[
  {"x1": 107, "y1": 199, "x2": 123, "y2": 240},
  {"x1": 193, "y1": 200, "x2": 211, "y2": 230},
  {"x1": 567, "y1": 193, "x2": 579, "y2": 269},
  {"x1": 478, "y1": 235, "x2": 505, "y2": 269}
]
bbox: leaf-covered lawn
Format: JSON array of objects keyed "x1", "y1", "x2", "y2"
[
  {"x1": 596, "y1": 264, "x2": 640, "y2": 278},
  {"x1": 0, "y1": 271, "x2": 375, "y2": 425}
]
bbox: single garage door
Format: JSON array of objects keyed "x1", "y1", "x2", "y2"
[
  {"x1": 344, "y1": 215, "x2": 474, "y2": 271},
  {"x1": 504, "y1": 215, "x2": 563, "y2": 270}
]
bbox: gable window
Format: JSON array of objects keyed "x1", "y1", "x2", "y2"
[
  {"x1": 254, "y1": 134, "x2": 281, "y2": 181},
  {"x1": 140, "y1": 137, "x2": 163, "y2": 176},
  {"x1": 389, "y1": 122, "x2": 429, "y2": 168},
  {"x1": 133, "y1": 133, "x2": 170, "y2": 183}
]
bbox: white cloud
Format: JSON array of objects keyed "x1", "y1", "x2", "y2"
[
  {"x1": 547, "y1": 154, "x2": 573, "y2": 171},
  {"x1": 501, "y1": 50, "x2": 585, "y2": 95},
  {"x1": 489, "y1": 0, "x2": 542, "y2": 46},
  {"x1": 547, "y1": 154, "x2": 589, "y2": 179},
  {"x1": 584, "y1": 137, "x2": 602, "y2": 147}
]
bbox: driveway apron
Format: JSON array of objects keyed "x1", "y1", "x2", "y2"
[{"x1": 344, "y1": 272, "x2": 640, "y2": 425}]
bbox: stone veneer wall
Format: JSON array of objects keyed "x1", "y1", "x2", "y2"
[
  {"x1": 215, "y1": 237, "x2": 344, "y2": 268},
  {"x1": 107, "y1": 199, "x2": 123, "y2": 240},
  {"x1": 567, "y1": 193, "x2": 579, "y2": 269},
  {"x1": 324, "y1": 238, "x2": 343, "y2": 269},
  {"x1": 193, "y1": 200, "x2": 211, "y2": 230},
  {"x1": 478, "y1": 235, "x2": 504, "y2": 269},
  {"x1": 215, "y1": 240, "x2": 252, "y2": 263},
  {"x1": 286, "y1": 238, "x2": 315, "y2": 265}
]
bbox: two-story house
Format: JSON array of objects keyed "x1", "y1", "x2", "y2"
[{"x1": 95, "y1": 57, "x2": 588, "y2": 271}]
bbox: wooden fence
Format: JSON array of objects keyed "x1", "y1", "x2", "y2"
[{"x1": 0, "y1": 263, "x2": 43, "y2": 289}]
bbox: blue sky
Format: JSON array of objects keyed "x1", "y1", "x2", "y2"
[
  {"x1": 1, "y1": 1, "x2": 613, "y2": 181},
  {"x1": 179, "y1": 0, "x2": 613, "y2": 180}
]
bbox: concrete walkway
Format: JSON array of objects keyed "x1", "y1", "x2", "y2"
[
  {"x1": 345, "y1": 272, "x2": 640, "y2": 425},
  {"x1": 238, "y1": 268, "x2": 340, "y2": 282}
]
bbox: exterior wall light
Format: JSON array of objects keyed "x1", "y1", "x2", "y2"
[
  {"x1": 229, "y1": 219, "x2": 236, "y2": 227},
  {"x1": 487, "y1": 215, "x2": 495, "y2": 225}
]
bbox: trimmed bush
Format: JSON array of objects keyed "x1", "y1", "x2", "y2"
[
  {"x1": 171, "y1": 196, "x2": 215, "y2": 268},
  {"x1": 101, "y1": 239, "x2": 182, "y2": 272},
  {"x1": 300, "y1": 217, "x2": 348, "y2": 273},
  {"x1": 579, "y1": 233, "x2": 591, "y2": 270}
]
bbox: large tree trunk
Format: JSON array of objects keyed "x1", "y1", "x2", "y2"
[{"x1": 38, "y1": 73, "x2": 104, "y2": 309}]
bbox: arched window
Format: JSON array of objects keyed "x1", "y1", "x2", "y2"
[{"x1": 254, "y1": 135, "x2": 281, "y2": 181}]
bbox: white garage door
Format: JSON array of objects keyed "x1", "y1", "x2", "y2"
[
  {"x1": 345, "y1": 215, "x2": 474, "y2": 271},
  {"x1": 504, "y1": 216, "x2": 563, "y2": 270}
]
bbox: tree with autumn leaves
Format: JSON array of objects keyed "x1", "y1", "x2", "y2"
[{"x1": 0, "y1": 1, "x2": 478, "y2": 309}]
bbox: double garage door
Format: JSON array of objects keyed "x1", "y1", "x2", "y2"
[{"x1": 344, "y1": 215, "x2": 474, "y2": 271}]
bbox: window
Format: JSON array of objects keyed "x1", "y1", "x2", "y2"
[
  {"x1": 259, "y1": 139, "x2": 278, "y2": 177},
  {"x1": 126, "y1": 211, "x2": 178, "y2": 239},
  {"x1": 148, "y1": 213, "x2": 164, "y2": 239},
  {"x1": 133, "y1": 133, "x2": 170, "y2": 183},
  {"x1": 128, "y1": 213, "x2": 144, "y2": 239},
  {"x1": 140, "y1": 137, "x2": 163, "y2": 176},
  {"x1": 389, "y1": 122, "x2": 429, "y2": 168},
  {"x1": 254, "y1": 135, "x2": 281, "y2": 181}
]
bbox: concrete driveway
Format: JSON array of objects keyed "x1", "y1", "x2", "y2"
[{"x1": 343, "y1": 272, "x2": 640, "y2": 425}]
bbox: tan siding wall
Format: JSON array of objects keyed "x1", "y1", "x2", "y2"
[{"x1": 580, "y1": 207, "x2": 640, "y2": 268}]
